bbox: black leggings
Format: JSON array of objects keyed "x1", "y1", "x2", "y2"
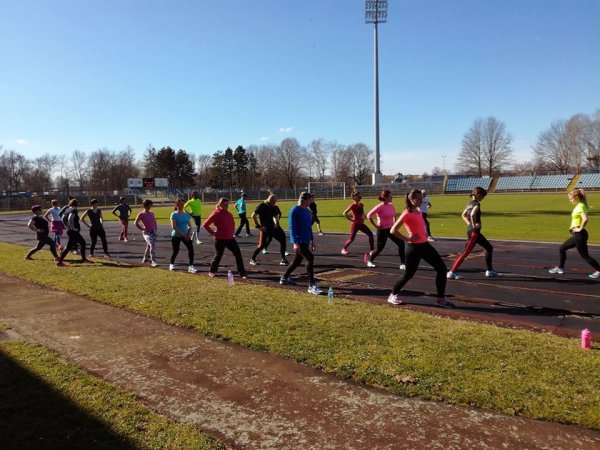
[
  {"x1": 210, "y1": 239, "x2": 246, "y2": 275},
  {"x1": 27, "y1": 235, "x2": 58, "y2": 259},
  {"x1": 89, "y1": 226, "x2": 108, "y2": 255},
  {"x1": 252, "y1": 227, "x2": 287, "y2": 259},
  {"x1": 59, "y1": 230, "x2": 87, "y2": 262},
  {"x1": 370, "y1": 228, "x2": 406, "y2": 264},
  {"x1": 171, "y1": 236, "x2": 194, "y2": 265},
  {"x1": 559, "y1": 229, "x2": 600, "y2": 271},
  {"x1": 392, "y1": 242, "x2": 447, "y2": 298},
  {"x1": 283, "y1": 243, "x2": 315, "y2": 285},
  {"x1": 235, "y1": 213, "x2": 251, "y2": 236}
]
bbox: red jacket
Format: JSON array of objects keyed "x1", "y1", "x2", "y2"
[{"x1": 203, "y1": 207, "x2": 235, "y2": 240}]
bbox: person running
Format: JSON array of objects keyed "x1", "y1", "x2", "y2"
[
  {"x1": 447, "y1": 187, "x2": 498, "y2": 279},
  {"x1": 44, "y1": 199, "x2": 64, "y2": 250},
  {"x1": 59, "y1": 196, "x2": 78, "y2": 254},
  {"x1": 249, "y1": 194, "x2": 288, "y2": 266},
  {"x1": 184, "y1": 191, "x2": 203, "y2": 244},
  {"x1": 341, "y1": 191, "x2": 374, "y2": 255},
  {"x1": 170, "y1": 198, "x2": 196, "y2": 273},
  {"x1": 57, "y1": 199, "x2": 89, "y2": 266},
  {"x1": 234, "y1": 193, "x2": 252, "y2": 237},
  {"x1": 25, "y1": 205, "x2": 59, "y2": 261},
  {"x1": 112, "y1": 196, "x2": 132, "y2": 242},
  {"x1": 420, "y1": 190, "x2": 434, "y2": 241},
  {"x1": 280, "y1": 192, "x2": 322, "y2": 295},
  {"x1": 387, "y1": 190, "x2": 454, "y2": 307},
  {"x1": 204, "y1": 198, "x2": 248, "y2": 279},
  {"x1": 135, "y1": 199, "x2": 159, "y2": 267},
  {"x1": 549, "y1": 189, "x2": 600, "y2": 279},
  {"x1": 81, "y1": 199, "x2": 110, "y2": 258},
  {"x1": 365, "y1": 189, "x2": 406, "y2": 269},
  {"x1": 309, "y1": 197, "x2": 324, "y2": 235}
]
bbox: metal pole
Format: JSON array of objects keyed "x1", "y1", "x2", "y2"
[{"x1": 373, "y1": 20, "x2": 381, "y2": 184}]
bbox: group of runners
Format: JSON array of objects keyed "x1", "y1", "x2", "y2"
[{"x1": 25, "y1": 187, "x2": 599, "y2": 307}]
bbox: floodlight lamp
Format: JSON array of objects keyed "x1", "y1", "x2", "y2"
[{"x1": 365, "y1": 0, "x2": 388, "y2": 23}]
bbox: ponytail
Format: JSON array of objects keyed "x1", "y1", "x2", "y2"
[
  {"x1": 569, "y1": 189, "x2": 588, "y2": 210},
  {"x1": 405, "y1": 189, "x2": 422, "y2": 212}
]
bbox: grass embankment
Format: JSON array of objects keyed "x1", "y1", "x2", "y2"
[
  {"x1": 1, "y1": 242, "x2": 599, "y2": 430},
  {"x1": 0, "y1": 330, "x2": 225, "y2": 448}
]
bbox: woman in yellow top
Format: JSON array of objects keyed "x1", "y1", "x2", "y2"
[
  {"x1": 184, "y1": 191, "x2": 203, "y2": 244},
  {"x1": 549, "y1": 189, "x2": 600, "y2": 279}
]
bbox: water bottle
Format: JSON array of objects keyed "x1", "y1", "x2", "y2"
[
  {"x1": 327, "y1": 286, "x2": 334, "y2": 302},
  {"x1": 228, "y1": 270, "x2": 234, "y2": 287},
  {"x1": 581, "y1": 329, "x2": 592, "y2": 350}
]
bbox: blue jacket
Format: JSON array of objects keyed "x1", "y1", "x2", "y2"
[{"x1": 289, "y1": 205, "x2": 313, "y2": 244}]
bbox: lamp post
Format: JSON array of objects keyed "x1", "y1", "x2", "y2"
[
  {"x1": 442, "y1": 155, "x2": 447, "y2": 174},
  {"x1": 365, "y1": 0, "x2": 387, "y2": 185}
]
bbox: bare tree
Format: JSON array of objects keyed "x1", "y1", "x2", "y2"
[
  {"x1": 330, "y1": 143, "x2": 351, "y2": 183},
  {"x1": 346, "y1": 143, "x2": 374, "y2": 185},
  {"x1": 195, "y1": 154, "x2": 212, "y2": 187},
  {"x1": 70, "y1": 149, "x2": 89, "y2": 191},
  {"x1": 113, "y1": 146, "x2": 139, "y2": 190},
  {"x1": 532, "y1": 121, "x2": 572, "y2": 173},
  {"x1": 0, "y1": 148, "x2": 29, "y2": 191},
  {"x1": 88, "y1": 148, "x2": 114, "y2": 191},
  {"x1": 581, "y1": 110, "x2": 600, "y2": 171},
  {"x1": 457, "y1": 119, "x2": 484, "y2": 175},
  {"x1": 252, "y1": 144, "x2": 278, "y2": 188},
  {"x1": 23, "y1": 154, "x2": 57, "y2": 192},
  {"x1": 276, "y1": 137, "x2": 306, "y2": 188},
  {"x1": 306, "y1": 139, "x2": 329, "y2": 181},
  {"x1": 458, "y1": 117, "x2": 513, "y2": 176}
]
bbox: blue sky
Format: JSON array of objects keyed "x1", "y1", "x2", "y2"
[{"x1": 1, "y1": 0, "x2": 599, "y2": 176}]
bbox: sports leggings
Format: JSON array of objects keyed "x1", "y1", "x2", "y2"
[
  {"x1": 252, "y1": 227, "x2": 286, "y2": 259},
  {"x1": 170, "y1": 236, "x2": 194, "y2": 265},
  {"x1": 392, "y1": 242, "x2": 447, "y2": 298},
  {"x1": 450, "y1": 229, "x2": 493, "y2": 272},
  {"x1": 283, "y1": 243, "x2": 315, "y2": 285},
  {"x1": 27, "y1": 235, "x2": 58, "y2": 259},
  {"x1": 59, "y1": 230, "x2": 87, "y2": 261},
  {"x1": 342, "y1": 222, "x2": 374, "y2": 251},
  {"x1": 558, "y1": 229, "x2": 600, "y2": 271},
  {"x1": 89, "y1": 226, "x2": 108, "y2": 255},
  {"x1": 210, "y1": 239, "x2": 246, "y2": 276},
  {"x1": 369, "y1": 228, "x2": 406, "y2": 264}
]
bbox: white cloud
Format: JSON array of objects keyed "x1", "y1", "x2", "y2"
[
  {"x1": 279, "y1": 127, "x2": 293, "y2": 133},
  {"x1": 259, "y1": 136, "x2": 269, "y2": 141},
  {"x1": 16, "y1": 139, "x2": 28, "y2": 145}
]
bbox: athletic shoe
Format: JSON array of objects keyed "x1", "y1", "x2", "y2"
[
  {"x1": 56, "y1": 261, "x2": 67, "y2": 267},
  {"x1": 24, "y1": 256, "x2": 34, "y2": 260},
  {"x1": 307, "y1": 284, "x2": 323, "y2": 295},
  {"x1": 245, "y1": 233, "x2": 252, "y2": 237},
  {"x1": 89, "y1": 252, "x2": 94, "y2": 257},
  {"x1": 208, "y1": 272, "x2": 216, "y2": 277},
  {"x1": 485, "y1": 270, "x2": 499, "y2": 277},
  {"x1": 279, "y1": 276, "x2": 296, "y2": 285},
  {"x1": 196, "y1": 239, "x2": 202, "y2": 244},
  {"x1": 169, "y1": 264, "x2": 175, "y2": 271},
  {"x1": 103, "y1": 253, "x2": 111, "y2": 258},
  {"x1": 436, "y1": 297, "x2": 456, "y2": 308},
  {"x1": 150, "y1": 261, "x2": 158, "y2": 267},
  {"x1": 340, "y1": 248, "x2": 348, "y2": 255},
  {"x1": 81, "y1": 259, "x2": 93, "y2": 264},
  {"x1": 399, "y1": 264, "x2": 406, "y2": 270},
  {"x1": 234, "y1": 234, "x2": 240, "y2": 238},
  {"x1": 548, "y1": 267, "x2": 564, "y2": 274},
  {"x1": 318, "y1": 232, "x2": 324, "y2": 236},
  {"x1": 589, "y1": 271, "x2": 600, "y2": 279},
  {"x1": 279, "y1": 258, "x2": 289, "y2": 266},
  {"x1": 367, "y1": 261, "x2": 377, "y2": 268},
  {"x1": 124, "y1": 238, "x2": 129, "y2": 243},
  {"x1": 387, "y1": 293, "x2": 404, "y2": 305},
  {"x1": 142, "y1": 258, "x2": 149, "y2": 263},
  {"x1": 262, "y1": 249, "x2": 268, "y2": 254},
  {"x1": 285, "y1": 251, "x2": 291, "y2": 256},
  {"x1": 447, "y1": 271, "x2": 461, "y2": 280},
  {"x1": 249, "y1": 259, "x2": 258, "y2": 266},
  {"x1": 427, "y1": 236, "x2": 435, "y2": 242},
  {"x1": 188, "y1": 265, "x2": 197, "y2": 273}
]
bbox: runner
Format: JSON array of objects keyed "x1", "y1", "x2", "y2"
[
  {"x1": 44, "y1": 199, "x2": 64, "y2": 250},
  {"x1": 549, "y1": 189, "x2": 600, "y2": 279},
  {"x1": 204, "y1": 197, "x2": 248, "y2": 279},
  {"x1": 59, "y1": 196, "x2": 78, "y2": 254},
  {"x1": 386, "y1": 190, "x2": 454, "y2": 308},
  {"x1": 340, "y1": 191, "x2": 374, "y2": 255},
  {"x1": 112, "y1": 196, "x2": 132, "y2": 242},
  {"x1": 234, "y1": 193, "x2": 252, "y2": 237},
  {"x1": 309, "y1": 197, "x2": 324, "y2": 235},
  {"x1": 280, "y1": 192, "x2": 322, "y2": 295},
  {"x1": 57, "y1": 199, "x2": 89, "y2": 266},
  {"x1": 25, "y1": 205, "x2": 59, "y2": 261},
  {"x1": 365, "y1": 189, "x2": 406, "y2": 269},
  {"x1": 249, "y1": 194, "x2": 288, "y2": 266},
  {"x1": 135, "y1": 199, "x2": 159, "y2": 267},
  {"x1": 81, "y1": 199, "x2": 110, "y2": 258},
  {"x1": 184, "y1": 191, "x2": 203, "y2": 244},
  {"x1": 420, "y1": 190, "x2": 434, "y2": 241},
  {"x1": 170, "y1": 198, "x2": 197, "y2": 273},
  {"x1": 447, "y1": 187, "x2": 498, "y2": 279}
]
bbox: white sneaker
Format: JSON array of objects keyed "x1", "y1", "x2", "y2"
[
  {"x1": 150, "y1": 261, "x2": 158, "y2": 267},
  {"x1": 367, "y1": 261, "x2": 376, "y2": 268},
  {"x1": 485, "y1": 270, "x2": 499, "y2": 277},
  {"x1": 340, "y1": 248, "x2": 348, "y2": 255},
  {"x1": 262, "y1": 248, "x2": 268, "y2": 254},
  {"x1": 308, "y1": 284, "x2": 323, "y2": 295},
  {"x1": 318, "y1": 232, "x2": 324, "y2": 236},
  {"x1": 188, "y1": 265, "x2": 197, "y2": 273},
  {"x1": 285, "y1": 251, "x2": 291, "y2": 256},
  {"x1": 196, "y1": 239, "x2": 202, "y2": 244},
  {"x1": 249, "y1": 259, "x2": 258, "y2": 265},
  {"x1": 548, "y1": 267, "x2": 564, "y2": 274},
  {"x1": 387, "y1": 293, "x2": 403, "y2": 305},
  {"x1": 169, "y1": 264, "x2": 175, "y2": 271},
  {"x1": 427, "y1": 236, "x2": 435, "y2": 242},
  {"x1": 447, "y1": 271, "x2": 461, "y2": 280},
  {"x1": 399, "y1": 264, "x2": 406, "y2": 270},
  {"x1": 589, "y1": 271, "x2": 600, "y2": 279}
]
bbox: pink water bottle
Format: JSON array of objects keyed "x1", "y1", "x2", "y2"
[{"x1": 581, "y1": 329, "x2": 592, "y2": 350}]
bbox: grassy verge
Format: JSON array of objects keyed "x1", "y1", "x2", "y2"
[
  {"x1": 1, "y1": 242, "x2": 599, "y2": 430},
  {"x1": 0, "y1": 334, "x2": 225, "y2": 449}
]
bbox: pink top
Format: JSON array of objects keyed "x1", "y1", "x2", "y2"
[
  {"x1": 137, "y1": 211, "x2": 157, "y2": 234},
  {"x1": 398, "y1": 209, "x2": 427, "y2": 244},
  {"x1": 203, "y1": 207, "x2": 235, "y2": 240},
  {"x1": 367, "y1": 202, "x2": 396, "y2": 229}
]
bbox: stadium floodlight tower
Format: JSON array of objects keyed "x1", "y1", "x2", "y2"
[{"x1": 365, "y1": 0, "x2": 387, "y2": 185}]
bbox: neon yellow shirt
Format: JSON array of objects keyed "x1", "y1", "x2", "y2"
[
  {"x1": 184, "y1": 198, "x2": 202, "y2": 217},
  {"x1": 570, "y1": 202, "x2": 587, "y2": 229}
]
